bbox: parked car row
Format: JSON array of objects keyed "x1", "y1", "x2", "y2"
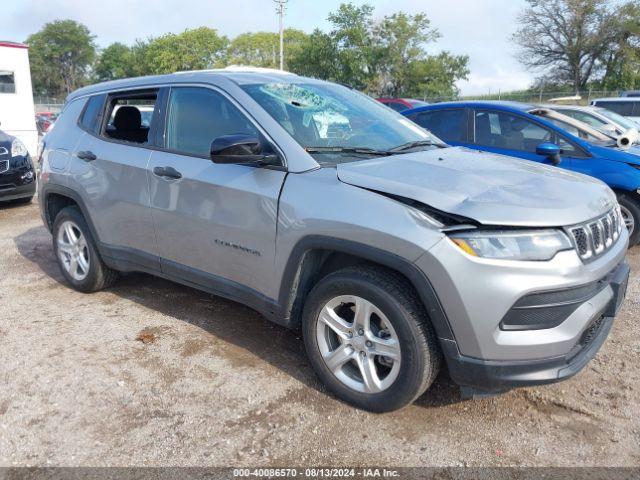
[
  {"x1": 35, "y1": 68, "x2": 629, "y2": 412},
  {"x1": 403, "y1": 101, "x2": 640, "y2": 245}
]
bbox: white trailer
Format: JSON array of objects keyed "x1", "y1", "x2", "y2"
[{"x1": 0, "y1": 41, "x2": 38, "y2": 156}]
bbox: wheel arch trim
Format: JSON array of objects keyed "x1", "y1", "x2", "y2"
[{"x1": 277, "y1": 235, "x2": 456, "y2": 342}]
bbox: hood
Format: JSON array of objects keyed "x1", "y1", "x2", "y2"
[
  {"x1": 0, "y1": 129, "x2": 13, "y2": 146},
  {"x1": 336, "y1": 147, "x2": 616, "y2": 227},
  {"x1": 590, "y1": 142, "x2": 640, "y2": 165}
]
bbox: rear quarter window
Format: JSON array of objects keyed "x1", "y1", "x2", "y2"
[
  {"x1": 593, "y1": 101, "x2": 638, "y2": 117},
  {"x1": 78, "y1": 94, "x2": 106, "y2": 134}
]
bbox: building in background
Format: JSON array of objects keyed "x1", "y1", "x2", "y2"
[{"x1": 0, "y1": 41, "x2": 38, "y2": 156}]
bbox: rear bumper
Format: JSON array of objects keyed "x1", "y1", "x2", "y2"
[{"x1": 443, "y1": 260, "x2": 629, "y2": 393}]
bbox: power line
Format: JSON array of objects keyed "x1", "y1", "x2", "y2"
[{"x1": 274, "y1": 0, "x2": 288, "y2": 70}]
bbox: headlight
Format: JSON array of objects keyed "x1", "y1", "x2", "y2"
[
  {"x1": 449, "y1": 229, "x2": 573, "y2": 261},
  {"x1": 11, "y1": 138, "x2": 28, "y2": 157}
]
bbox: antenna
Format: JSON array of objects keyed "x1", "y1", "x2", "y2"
[{"x1": 274, "y1": 0, "x2": 288, "y2": 70}]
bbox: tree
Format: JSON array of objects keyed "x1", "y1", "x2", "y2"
[
  {"x1": 327, "y1": 3, "x2": 377, "y2": 89},
  {"x1": 227, "y1": 29, "x2": 307, "y2": 69},
  {"x1": 26, "y1": 20, "x2": 96, "y2": 96},
  {"x1": 288, "y1": 30, "x2": 339, "y2": 79},
  {"x1": 513, "y1": 0, "x2": 618, "y2": 91},
  {"x1": 94, "y1": 42, "x2": 135, "y2": 82},
  {"x1": 144, "y1": 27, "x2": 229, "y2": 74},
  {"x1": 601, "y1": 1, "x2": 640, "y2": 90},
  {"x1": 289, "y1": 2, "x2": 468, "y2": 99},
  {"x1": 371, "y1": 12, "x2": 441, "y2": 96},
  {"x1": 403, "y1": 53, "x2": 469, "y2": 99}
]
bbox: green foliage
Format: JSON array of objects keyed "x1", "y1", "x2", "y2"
[
  {"x1": 289, "y1": 3, "x2": 468, "y2": 98},
  {"x1": 144, "y1": 27, "x2": 229, "y2": 74},
  {"x1": 403, "y1": 52, "x2": 470, "y2": 100},
  {"x1": 227, "y1": 29, "x2": 307, "y2": 69},
  {"x1": 93, "y1": 42, "x2": 135, "y2": 82},
  {"x1": 26, "y1": 3, "x2": 468, "y2": 100},
  {"x1": 26, "y1": 20, "x2": 96, "y2": 96},
  {"x1": 287, "y1": 29, "x2": 339, "y2": 80},
  {"x1": 600, "y1": 1, "x2": 640, "y2": 90}
]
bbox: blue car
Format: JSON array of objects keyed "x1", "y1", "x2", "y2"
[{"x1": 403, "y1": 101, "x2": 640, "y2": 244}]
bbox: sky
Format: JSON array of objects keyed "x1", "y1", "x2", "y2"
[{"x1": 1, "y1": 0, "x2": 532, "y2": 95}]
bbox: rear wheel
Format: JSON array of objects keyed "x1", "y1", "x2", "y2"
[
  {"x1": 302, "y1": 265, "x2": 441, "y2": 412},
  {"x1": 617, "y1": 193, "x2": 640, "y2": 246},
  {"x1": 52, "y1": 206, "x2": 118, "y2": 292}
]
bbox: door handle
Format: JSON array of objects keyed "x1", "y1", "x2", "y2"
[
  {"x1": 153, "y1": 166, "x2": 182, "y2": 180},
  {"x1": 76, "y1": 150, "x2": 97, "y2": 161}
]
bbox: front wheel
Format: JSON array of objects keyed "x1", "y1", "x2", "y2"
[
  {"x1": 617, "y1": 193, "x2": 640, "y2": 246},
  {"x1": 302, "y1": 266, "x2": 441, "y2": 412}
]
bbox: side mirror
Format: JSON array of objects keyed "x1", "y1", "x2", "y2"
[
  {"x1": 210, "y1": 134, "x2": 280, "y2": 166},
  {"x1": 536, "y1": 142, "x2": 561, "y2": 165}
]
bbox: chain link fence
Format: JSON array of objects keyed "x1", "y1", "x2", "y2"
[{"x1": 34, "y1": 96, "x2": 65, "y2": 113}]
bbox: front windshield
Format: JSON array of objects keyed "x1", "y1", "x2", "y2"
[
  {"x1": 597, "y1": 108, "x2": 638, "y2": 131},
  {"x1": 241, "y1": 81, "x2": 445, "y2": 164}
]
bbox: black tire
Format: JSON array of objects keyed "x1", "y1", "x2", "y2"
[
  {"x1": 52, "y1": 206, "x2": 118, "y2": 292},
  {"x1": 617, "y1": 193, "x2": 640, "y2": 246},
  {"x1": 302, "y1": 265, "x2": 441, "y2": 412}
]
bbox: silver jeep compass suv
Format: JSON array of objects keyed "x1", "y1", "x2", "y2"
[{"x1": 38, "y1": 68, "x2": 630, "y2": 412}]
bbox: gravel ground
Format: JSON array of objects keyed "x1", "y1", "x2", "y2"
[{"x1": 0, "y1": 201, "x2": 639, "y2": 467}]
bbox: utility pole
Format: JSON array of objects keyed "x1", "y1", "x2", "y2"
[{"x1": 274, "y1": 0, "x2": 288, "y2": 70}]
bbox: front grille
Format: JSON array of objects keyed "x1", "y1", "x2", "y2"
[
  {"x1": 566, "y1": 208, "x2": 623, "y2": 261},
  {"x1": 0, "y1": 159, "x2": 8, "y2": 174}
]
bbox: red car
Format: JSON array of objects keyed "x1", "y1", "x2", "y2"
[{"x1": 377, "y1": 98, "x2": 430, "y2": 112}]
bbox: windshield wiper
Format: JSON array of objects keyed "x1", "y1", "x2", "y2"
[
  {"x1": 389, "y1": 140, "x2": 447, "y2": 151},
  {"x1": 305, "y1": 146, "x2": 392, "y2": 156}
]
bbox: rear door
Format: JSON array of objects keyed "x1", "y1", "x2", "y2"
[
  {"x1": 70, "y1": 89, "x2": 159, "y2": 270},
  {"x1": 406, "y1": 108, "x2": 469, "y2": 146},
  {"x1": 148, "y1": 85, "x2": 286, "y2": 298}
]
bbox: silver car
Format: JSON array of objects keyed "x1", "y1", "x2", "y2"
[
  {"x1": 38, "y1": 68, "x2": 630, "y2": 412},
  {"x1": 547, "y1": 104, "x2": 640, "y2": 139}
]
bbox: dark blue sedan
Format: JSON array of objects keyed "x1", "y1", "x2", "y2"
[{"x1": 403, "y1": 101, "x2": 640, "y2": 244}]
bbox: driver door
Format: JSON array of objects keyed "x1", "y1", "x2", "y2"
[{"x1": 147, "y1": 86, "x2": 286, "y2": 298}]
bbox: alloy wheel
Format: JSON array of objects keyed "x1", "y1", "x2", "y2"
[
  {"x1": 620, "y1": 205, "x2": 635, "y2": 237},
  {"x1": 57, "y1": 220, "x2": 90, "y2": 281},
  {"x1": 315, "y1": 295, "x2": 401, "y2": 394}
]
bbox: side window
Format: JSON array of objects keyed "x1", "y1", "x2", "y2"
[
  {"x1": 0, "y1": 70, "x2": 15, "y2": 93},
  {"x1": 557, "y1": 110, "x2": 606, "y2": 128},
  {"x1": 165, "y1": 87, "x2": 259, "y2": 157},
  {"x1": 594, "y1": 101, "x2": 635, "y2": 116},
  {"x1": 386, "y1": 102, "x2": 408, "y2": 112},
  {"x1": 414, "y1": 109, "x2": 466, "y2": 142},
  {"x1": 101, "y1": 90, "x2": 158, "y2": 145},
  {"x1": 79, "y1": 94, "x2": 105, "y2": 134},
  {"x1": 474, "y1": 110, "x2": 551, "y2": 152},
  {"x1": 556, "y1": 136, "x2": 580, "y2": 156}
]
